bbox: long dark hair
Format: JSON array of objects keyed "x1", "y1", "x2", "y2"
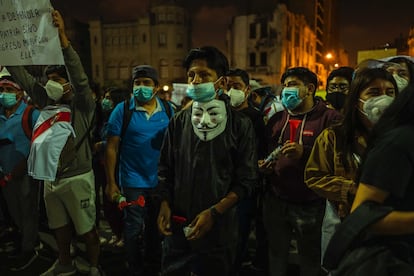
[{"x1": 334, "y1": 67, "x2": 398, "y2": 172}]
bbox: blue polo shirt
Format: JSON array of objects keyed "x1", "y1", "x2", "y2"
[
  {"x1": 0, "y1": 102, "x2": 39, "y2": 174},
  {"x1": 107, "y1": 96, "x2": 172, "y2": 188}
]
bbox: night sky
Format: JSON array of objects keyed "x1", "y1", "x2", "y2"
[{"x1": 52, "y1": 0, "x2": 414, "y2": 65}]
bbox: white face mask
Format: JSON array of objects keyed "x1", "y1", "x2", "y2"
[
  {"x1": 45, "y1": 80, "x2": 70, "y2": 101},
  {"x1": 359, "y1": 95, "x2": 394, "y2": 124},
  {"x1": 393, "y1": 73, "x2": 409, "y2": 92},
  {"x1": 227, "y1": 88, "x2": 246, "y2": 107},
  {"x1": 191, "y1": 99, "x2": 227, "y2": 141}
]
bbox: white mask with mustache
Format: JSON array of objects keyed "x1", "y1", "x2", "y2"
[{"x1": 191, "y1": 99, "x2": 227, "y2": 141}]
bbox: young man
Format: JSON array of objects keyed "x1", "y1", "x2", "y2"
[
  {"x1": 248, "y1": 80, "x2": 284, "y2": 125},
  {"x1": 157, "y1": 47, "x2": 258, "y2": 276},
  {"x1": 0, "y1": 72, "x2": 40, "y2": 271},
  {"x1": 8, "y1": 10, "x2": 101, "y2": 276},
  {"x1": 261, "y1": 67, "x2": 341, "y2": 276},
  {"x1": 325, "y1": 66, "x2": 354, "y2": 112},
  {"x1": 226, "y1": 68, "x2": 268, "y2": 274},
  {"x1": 105, "y1": 65, "x2": 172, "y2": 276}
]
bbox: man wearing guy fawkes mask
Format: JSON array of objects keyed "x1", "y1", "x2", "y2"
[
  {"x1": 7, "y1": 10, "x2": 102, "y2": 275},
  {"x1": 157, "y1": 46, "x2": 258, "y2": 276}
]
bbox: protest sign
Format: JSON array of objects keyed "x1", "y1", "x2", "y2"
[
  {"x1": 0, "y1": 0, "x2": 64, "y2": 65},
  {"x1": 171, "y1": 83, "x2": 188, "y2": 107}
]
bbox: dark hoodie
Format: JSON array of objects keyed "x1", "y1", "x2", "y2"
[
  {"x1": 266, "y1": 99, "x2": 342, "y2": 203},
  {"x1": 157, "y1": 100, "x2": 257, "y2": 250}
]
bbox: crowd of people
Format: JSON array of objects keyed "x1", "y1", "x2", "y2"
[{"x1": 1, "y1": 9, "x2": 414, "y2": 276}]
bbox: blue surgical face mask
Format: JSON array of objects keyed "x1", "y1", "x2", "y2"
[
  {"x1": 101, "y1": 98, "x2": 113, "y2": 111},
  {"x1": 133, "y1": 85, "x2": 154, "y2": 102},
  {"x1": 281, "y1": 87, "x2": 303, "y2": 110},
  {"x1": 186, "y1": 82, "x2": 218, "y2": 103},
  {"x1": 0, "y1": 92, "x2": 18, "y2": 108}
]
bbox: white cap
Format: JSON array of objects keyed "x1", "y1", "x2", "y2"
[{"x1": 249, "y1": 79, "x2": 262, "y2": 91}]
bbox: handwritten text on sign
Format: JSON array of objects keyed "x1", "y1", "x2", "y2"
[{"x1": 0, "y1": 0, "x2": 64, "y2": 65}]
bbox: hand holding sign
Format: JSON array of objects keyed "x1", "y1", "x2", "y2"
[{"x1": 0, "y1": 0, "x2": 64, "y2": 65}]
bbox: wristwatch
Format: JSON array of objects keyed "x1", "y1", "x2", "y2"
[{"x1": 209, "y1": 206, "x2": 222, "y2": 221}]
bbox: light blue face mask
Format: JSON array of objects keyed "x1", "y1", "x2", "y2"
[
  {"x1": 0, "y1": 92, "x2": 18, "y2": 108},
  {"x1": 186, "y1": 82, "x2": 217, "y2": 102},
  {"x1": 281, "y1": 87, "x2": 303, "y2": 110},
  {"x1": 133, "y1": 85, "x2": 154, "y2": 102},
  {"x1": 101, "y1": 98, "x2": 113, "y2": 111}
]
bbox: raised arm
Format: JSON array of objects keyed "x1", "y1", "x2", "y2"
[{"x1": 52, "y1": 10, "x2": 95, "y2": 112}]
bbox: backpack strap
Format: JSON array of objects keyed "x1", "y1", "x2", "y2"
[
  {"x1": 322, "y1": 201, "x2": 393, "y2": 271},
  {"x1": 161, "y1": 99, "x2": 172, "y2": 119},
  {"x1": 121, "y1": 98, "x2": 133, "y2": 139},
  {"x1": 74, "y1": 110, "x2": 96, "y2": 151},
  {"x1": 22, "y1": 105, "x2": 35, "y2": 140}
]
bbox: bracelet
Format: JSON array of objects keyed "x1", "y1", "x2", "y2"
[{"x1": 209, "y1": 206, "x2": 222, "y2": 221}]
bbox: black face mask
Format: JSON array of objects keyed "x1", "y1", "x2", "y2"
[{"x1": 326, "y1": 92, "x2": 347, "y2": 110}]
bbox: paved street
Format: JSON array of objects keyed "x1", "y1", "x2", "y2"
[{"x1": 0, "y1": 217, "x2": 300, "y2": 276}]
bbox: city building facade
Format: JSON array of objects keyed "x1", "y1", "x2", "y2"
[
  {"x1": 227, "y1": 4, "x2": 317, "y2": 87},
  {"x1": 88, "y1": 1, "x2": 190, "y2": 88}
]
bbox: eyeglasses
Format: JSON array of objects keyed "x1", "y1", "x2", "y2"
[{"x1": 327, "y1": 83, "x2": 349, "y2": 91}]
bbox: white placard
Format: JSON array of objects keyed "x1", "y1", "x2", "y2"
[
  {"x1": 171, "y1": 83, "x2": 188, "y2": 106},
  {"x1": 0, "y1": 0, "x2": 64, "y2": 65}
]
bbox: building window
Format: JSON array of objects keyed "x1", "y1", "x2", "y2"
[
  {"x1": 294, "y1": 28, "x2": 299, "y2": 47},
  {"x1": 260, "y1": 20, "x2": 267, "y2": 38},
  {"x1": 106, "y1": 63, "x2": 118, "y2": 80},
  {"x1": 159, "y1": 33, "x2": 167, "y2": 47},
  {"x1": 159, "y1": 13, "x2": 166, "y2": 23},
  {"x1": 160, "y1": 59, "x2": 169, "y2": 78},
  {"x1": 167, "y1": 13, "x2": 175, "y2": 22},
  {"x1": 173, "y1": 59, "x2": 183, "y2": 79},
  {"x1": 112, "y1": 37, "x2": 119, "y2": 46},
  {"x1": 142, "y1": 33, "x2": 146, "y2": 43},
  {"x1": 260, "y1": 52, "x2": 267, "y2": 66},
  {"x1": 249, "y1": 23, "x2": 256, "y2": 39},
  {"x1": 94, "y1": 36, "x2": 98, "y2": 45},
  {"x1": 177, "y1": 13, "x2": 184, "y2": 24},
  {"x1": 95, "y1": 65, "x2": 99, "y2": 78},
  {"x1": 176, "y1": 34, "x2": 183, "y2": 48},
  {"x1": 249, "y1": 53, "x2": 256, "y2": 67}
]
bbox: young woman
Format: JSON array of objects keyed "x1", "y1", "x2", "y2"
[{"x1": 305, "y1": 67, "x2": 398, "y2": 259}]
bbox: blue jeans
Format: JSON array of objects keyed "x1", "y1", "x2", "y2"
[{"x1": 123, "y1": 187, "x2": 160, "y2": 275}]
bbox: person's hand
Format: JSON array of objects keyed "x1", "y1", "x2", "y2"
[
  {"x1": 281, "y1": 141, "x2": 303, "y2": 159},
  {"x1": 158, "y1": 201, "x2": 172, "y2": 236},
  {"x1": 105, "y1": 182, "x2": 120, "y2": 202},
  {"x1": 258, "y1": 159, "x2": 274, "y2": 174},
  {"x1": 51, "y1": 10, "x2": 65, "y2": 34},
  {"x1": 93, "y1": 141, "x2": 103, "y2": 154},
  {"x1": 186, "y1": 208, "x2": 214, "y2": 241},
  {"x1": 51, "y1": 10, "x2": 69, "y2": 48}
]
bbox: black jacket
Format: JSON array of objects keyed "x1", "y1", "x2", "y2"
[{"x1": 158, "y1": 101, "x2": 257, "y2": 249}]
